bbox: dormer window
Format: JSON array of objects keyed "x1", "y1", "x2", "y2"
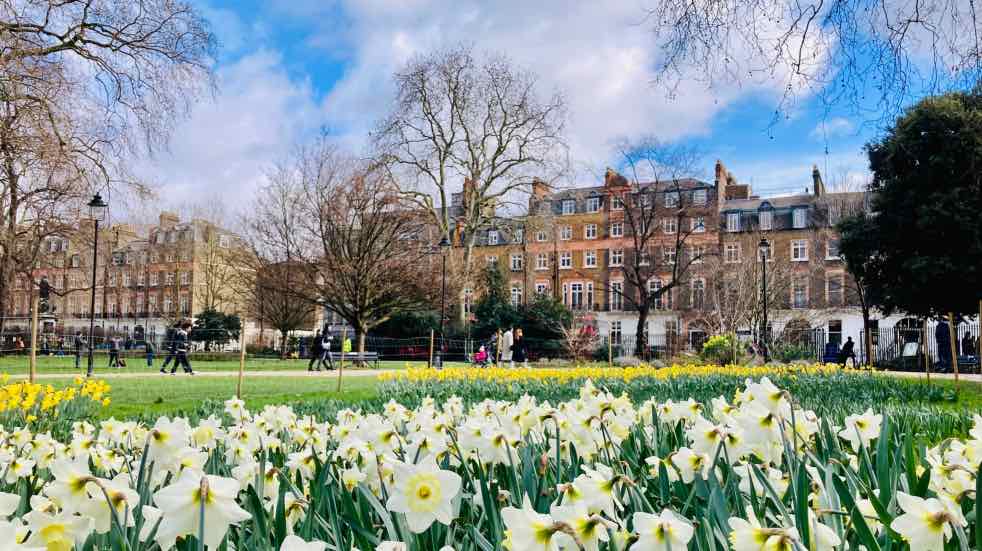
[
  {"x1": 759, "y1": 210, "x2": 773, "y2": 231},
  {"x1": 562, "y1": 199, "x2": 575, "y2": 215},
  {"x1": 487, "y1": 230, "x2": 499, "y2": 245},
  {"x1": 793, "y1": 208, "x2": 807, "y2": 229},
  {"x1": 665, "y1": 192, "x2": 679, "y2": 208},
  {"x1": 726, "y1": 212, "x2": 740, "y2": 232},
  {"x1": 586, "y1": 197, "x2": 600, "y2": 213},
  {"x1": 693, "y1": 189, "x2": 707, "y2": 205}
]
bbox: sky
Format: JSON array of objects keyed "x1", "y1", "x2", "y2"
[{"x1": 138, "y1": 0, "x2": 880, "y2": 211}]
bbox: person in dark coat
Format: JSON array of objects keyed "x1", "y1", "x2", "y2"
[
  {"x1": 513, "y1": 328, "x2": 529, "y2": 368},
  {"x1": 168, "y1": 321, "x2": 194, "y2": 375},
  {"x1": 73, "y1": 332, "x2": 85, "y2": 368},
  {"x1": 145, "y1": 339, "x2": 155, "y2": 367},
  {"x1": 962, "y1": 332, "x2": 975, "y2": 356},
  {"x1": 838, "y1": 336, "x2": 857, "y2": 368},
  {"x1": 936, "y1": 320, "x2": 952, "y2": 369},
  {"x1": 308, "y1": 330, "x2": 324, "y2": 371},
  {"x1": 108, "y1": 337, "x2": 121, "y2": 368},
  {"x1": 159, "y1": 325, "x2": 177, "y2": 373}
]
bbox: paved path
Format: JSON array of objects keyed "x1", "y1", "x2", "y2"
[
  {"x1": 11, "y1": 369, "x2": 396, "y2": 380},
  {"x1": 882, "y1": 370, "x2": 982, "y2": 383}
]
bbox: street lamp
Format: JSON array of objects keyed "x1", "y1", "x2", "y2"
[
  {"x1": 438, "y1": 234, "x2": 451, "y2": 365},
  {"x1": 86, "y1": 192, "x2": 108, "y2": 377},
  {"x1": 758, "y1": 237, "x2": 771, "y2": 363}
]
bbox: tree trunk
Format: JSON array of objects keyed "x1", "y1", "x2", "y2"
[
  {"x1": 861, "y1": 305, "x2": 873, "y2": 367},
  {"x1": 635, "y1": 304, "x2": 649, "y2": 360},
  {"x1": 280, "y1": 331, "x2": 289, "y2": 359}
]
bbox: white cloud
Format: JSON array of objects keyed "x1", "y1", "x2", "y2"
[{"x1": 810, "y1": 117, "x2": 856, "y2": 140}]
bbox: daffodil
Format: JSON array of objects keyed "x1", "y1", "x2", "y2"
[
  {"x1": 281, "y1": 534, "x2": 327, "y2": 551},
  {"x1": 631, "y1": 509, "x2": 694, "y2": 551},
  {"x1": 23, "y1": 510, "x2": 92, "y2": 551},
  {"x1": 385, "y1": 455, "x2": 461, "y2": 533},
  {"x1": 153, "y1": 470, "x2": 251, "y2": 549},
  {"x1": 890, "y1": 492, "x2": 958, "y2": 551},
  {"x1": 838, "y1": 409, "x2": 882, "y2": 451},
  {"x1": 501, "y1": 496, "x2": 559, "y2": 551}
]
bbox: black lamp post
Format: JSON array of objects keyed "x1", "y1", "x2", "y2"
[
  {"x1": 758, "y1": 237, "x2": 771, "y2": 363},
  {"x1": 86, "y1": 192, "x2": 108, "y2": 377},
  {"x1": 438, "y1": 235, "x2": 451, "y2": 362}
]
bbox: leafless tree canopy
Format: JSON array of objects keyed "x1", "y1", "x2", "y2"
[
  {"x1": 242, "y1": 138, "x2": 434, "y2": 354},
  {"x1": 373, "y1": 44, "x2": 568, "y2": 324},
  {"x1": 648, "y1": 0, "x2": 982, "y2": 123}
]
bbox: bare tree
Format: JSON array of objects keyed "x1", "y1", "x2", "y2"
[
  {"x1": 252, "y1": 261, "x2": 317, "y2": 357},
  {"x1": 373, "y1": 44, "x2": 568, "y2": 325},
  {"x1": 647, "y1": 0, "x2": 981, "y2": 124},
  {"x1": 604, "y1": 139, "x2": 713, "y2": 358}
]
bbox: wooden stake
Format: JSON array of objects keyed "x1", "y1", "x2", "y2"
[
  {"x1": 922, "y1": 318, "x2": 930, "y2": 382},
  {"x1": 29, "y1": 295, "x2": 39, "y2": 384},
  {"x1": 948, "y1": 312, "x2": 959, "y2": 387},
  {"x1": 236, "y1": 325, "x2": 246, "y2": 399},
  {"x1": 428, "y1": 329, "x2": 434, "y2": 369},
  {"x1": 336, "y1": 327, "x2": 347, "y2": 392}
]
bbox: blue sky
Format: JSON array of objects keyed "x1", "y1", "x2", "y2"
[{"x1": 143, "y1": 0, "x2": 882, "y2": 207}]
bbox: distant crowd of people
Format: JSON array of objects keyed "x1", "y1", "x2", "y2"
[{"x1": 473, "y1": 326, "x2": 529, "y2": 368}]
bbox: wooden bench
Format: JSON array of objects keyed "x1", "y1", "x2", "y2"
[{"x1": 328, "y1": 351, "x2": 380, "y2": 368}]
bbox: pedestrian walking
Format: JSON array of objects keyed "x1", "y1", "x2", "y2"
[
  {"x1": 73, "y1": 332, "x2": 85, "y2": 368},
  {"x1": 513, "y1": 328, "x2": 529, "y2": 368},
  {"x1": 962, "y1": 331, "x2": 975, "y2": 356},
  {"x1": 159, "y1": 325, "x2": 177, "y2": 373},
  {"x1": 108, "y1": 336, "x2": 121, "y2": 368},
  {"x1": 169, "y1": 320, "x2": 194, "y2": 375},
  {"x1": 501, "y1": 327, "x2": 514, "y2": 368},
  {"x1": 321, "y1": 330, "x2": 335, "y2": 370},
  {"x1": 145, "y1": 339, "x2": 155, "y2": 368},
  {"x1": 838, "y1": 336, "x2": 857, "y2": 368},
  {"x1": 308, "y1": 330, "x2": 324, "y2": 371}
]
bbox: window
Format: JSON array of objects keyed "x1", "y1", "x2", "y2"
[
  {"x1": 611, "y1": 195, "x2": 624, "y2": 210},
  {"x1": 649, "y1": 280, "x2": 663, "y2": 309},
  {"x1": 610, "y1": 321, "x2": 622, "y2": 345},
  {"x1": 693, "y1": 189, "x2": 707, "y2": 205},
  {"x1": 149, "y1": 272, "x2": 158, "y2": 286},
  {"x1": 165, "y1": 273, "x2": 175, "y2": 286},
  {"x1": 759, "y1": 210, "x2": 773, "y2": 231},
  {"x1": 691, "y1": 279, "x2": 705, "y2": 309},
  {"x1": 725, "y1": 243, "x2": 741, "y2": 263},
  {"x1": 586, "y1": 196, "x2": 600, "y2": 213},
  {"x1": 609, "y1": 249, "x2": 624, "y2": 266},
  {"x1": 536, "y1": 231, "x2": 547, "y2": 242},
  {"x1": 562, "y1": 199, "x2": 575, "y2": 215},
  {"x1": 826, "y1": 239, "x2": 841, "y2": 260},
  {"x1": 584, "y1": 224, "x2": 597, "y2": 239},
  {"x1": 664, "y1": 249, "x2": 676, "y2": 264},
  {"x1": 513, "y1": 229, "x2": 524, "y2": 244},
  {"x1": 827, "y1": 275, "x2": 844, "y2": 306},
  {"x1": 610, "y1": 222, "x2": 623, "y2": 237},
  {"x1": 665, "y1": 192, "x2": 679, "y2": 208},
  {"x1": 108, "y1": 301, "x2": 116, "y2": 316},
  {"x1": 727, "y1": 212, "x2": 741, "y2": 232},
  {"x1": 584, "y1": 250, "x2": 597, "y2": 268},
  {"x1": 569, "y1": 283, "x2": 583, "y2": 309},
  {"x1": 791, "y1": 240, "x2": 808, "y2": 261},
  {"x1": 510, "y1": 284, "x2": 523, "y2": 306},
  {"x1": 688, "y1": 246, "x2": 704, "y2": 264},
  {"x1": 559, "y1": 251, "x2": 572, "y2": 269},
  {"x1": 560, "y1": 226, "x2": 572, "y2": 240},
  {"x1": 792, "y1": 278, "x2": 808, "y2": 308},
  {"x1": 70, "y1": 255, "x2": 80, "y2": 268},
  {"x1": 535, "y1": 282, "x2": 548, "y2": 295},
  {"x1": 828, "y1": 320, "x2": 843, "y2": 346},
  {"x1": 510, "y1": 254, "x2": 523, "y2": 271},
  {"x1": 180, "y1": 271, "x2": 190, "y2": 285},
  {"x1": 486, "y1": 255, "x2": 498, "y2": 267},
  {"x1": 123, "y1": 274, "x2": 131, "y2": 287},
  {"x1": 586, "y1": 282, "x2": 594, "y2": 307},
  {"x1": 165, "y1": 253, "x2": 174, "y2": 263},
  {"x1": 691, "y1": 217, "x2": 705, "y2": 233},
  {"x1": 639, "y1": 249, "x2": 651, "y2": 266},
  {"x1": 663, "y1": 219, "x2": 677, "y2": 234},
  {"x1": 536, "y1": 253, "x2": 548, "y2": 270},
  {"x1": 179, "y1": 296, "x2": 189, "y2": 314},
  {"x1": 135, "y1": 295, "x2": 143, "y2": 313},
  {"x1": 148, "y1": 295, "x2": 157, "y2": 312},
  {"x1": 793, "y1": 208, "x2": 807, "y2": 229},
  {"x1": 108, "y1": 272, "x2": 116, "y2": 287},
  {"x1": 163, "y1": 296, "x2": 173, "y2": 313},
  {"x1": 137, "y1": 273, "x2": 145, "y2": 287},
  {"x1": 609, "y1": 281, "x2": 623, "y2": 310},
  {"x1": 637, "y1": 193, "x2": 652, "y2": 207},
  {"x1": 487, "y1": 230, "x2": 499, "y2": 246},
  {"x1": 219, "y1": 235, "x2": 231, "y2": 248}
]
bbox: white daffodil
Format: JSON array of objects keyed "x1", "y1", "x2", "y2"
[
  {"x1": 550, "y1": 504, "x2": 609, "y2": 551},
  {"x1": 23, "y1": 510, "x2": 92, "y2": 551},
  {"x1": 630, "y1": 509, "x2": 694, "y2": 551},
  {"x1": 341, "y1": 467, "x2": 367, "y2": 492},
  {"x1": 890, "y1": 492, "x2": 957, "y2": 551},
  {"x1": 375, "y1": 542, "x2": 407, "y2": 551},
  {"x1": 0, "y1": 518, "x2": 41, "y2": 551},
  {"x1": 153, "y1": 470, "x2": 251, "y2": 549},
  {"x1": 0, "y1": 492, "x2": 19, "y2": 517},
  {"x1": 670, "y1": 447, "x2": 711, "y2": 484},
  {"x1": 838, "y1": 409, "x2": 882, "y2": 451},
  {"x1": 385, "y1": 455, "x2": 461, "y2": 533},
  {"x1": 501, "y1": 496, "x2": 559, "y2": 551},
  {"x1": 281, "y1": 535, "x2": 327, "y2": 551},
  {"x1": 728, "y1": 515, "x2": 770, "y2": 551},
  {"x1": 44, "y1": 458, "x2": 93, "y2": 513}
]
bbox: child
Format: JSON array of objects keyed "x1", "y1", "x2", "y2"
[{"x1": 474, "y1": 345, "x2": 488, "y2": 367}]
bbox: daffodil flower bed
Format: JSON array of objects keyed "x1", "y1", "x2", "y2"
[
  {"x1": 0, "y1": 377, "x2": 979, "y2": 551},
  {"x1": 0, "y1": 375, "x2": 110, "y2": 432}
]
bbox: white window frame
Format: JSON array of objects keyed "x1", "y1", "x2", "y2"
[
  {"x1": 535, "y1": 253, "x2": 548, "y2": 270},
  {"x1": 535, "y1": 282, "x2": 548, "y2": 295},
  {"x1": 663, "y1": 219, "x2": 677, "y2": 234},
  {"x1": 664, "y1": 249, "x2": 676, "y2": 264},
  {"x1": 793, "y1": 208, "x2": 807, "y2": 229},
  {"x1": 726, "y1": 212, "x2": 740, "y2": 232},
  {"x1": 510, "y1": 254, "x2": 523, "y2": 271},
  {"x1": 691, "y1": 217, "x2": 705, "y2": 233},
  {"x1": 487, "y1": 230, "x2": 499, "y2": 246},
  {"x1": 665, "y1": 191, "x2": 679, "y2": 208},
  {"x1": 513, "y1": 229, "x2": 524, "y2": 244},
  {"x1": 536, "y1": 231, "x2": 547, "y2": 242},
  {"x1": 562, "y1": 199, "x2": 576, "y2": 215},
  {"x1": 559, "y1": 251, "x2": 572, "y2": 269},
  {"x1": 510, "y1": 284, "x2": 523, "y2": 306},
  {"x1": 219, "y1": 235, "x2": 231, "y2": 248},
  {"x1": 609, "y1": 281, "x2": 624, "y2": 311},
  {"x1": 586, "y1": 196, "x2": 600, "y2": 213},
  {"x1": 584, "y1": 224, "x2": 598, "y2": 240},
  {"x1": 569, "y1": 282, "x2": 583, "y2": 309},
  {"x1": 691, "y1": 279, "x2": 706, "y2": 309},
  {"x1": 611, "y1": 196, "x2": 625, "y2": 210},
  {"x1": 584, "y1": 250, "x2": 597, "y2": 268},
  {"x1": 759, "y1": 210, "x2": 773, "y2": 231},
  {"x1": 827, "y1": 274, "x2": 844, "y2": 306},
  {"x1": 609, "y1": 249, "x2": 624, "y2": 267},
  {"x1": 486, "y1": 255, "x2": 498, "y2": 267},
  {"x1": 792, "y1": 278, "x2": 809, "y2": 309},
  {"x1": 826, "y1": 239, "x2": 841, "y2": 260},
  {"x1": 725, "y1": 243, "x2": 741, "y2": 263},
  {"x1": 693, "y1": 189, "x2": 707, "y2": 205},
  {"x1": 791, "y1": 239, "x2": 808, "y2": 262},
  {"x1": 560, "y1": 226, "x2": 572, "y2": 240},
  {"x1": 610, "y1": 222, "x2": 624, "y2": 237}
]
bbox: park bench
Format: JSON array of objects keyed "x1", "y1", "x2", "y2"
[{"x1": 328, "y1": 351, "x2": 380, "y2": 368}]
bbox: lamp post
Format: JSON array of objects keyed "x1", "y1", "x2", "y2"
[
  {"x1": 86, "y1": 193, "x2": 108, "y2": 377},
  {"x1": 758, "y1": 237, "x2": 771, "y2": 363},
  {"x1": 438, "y1": 235, "x2": 451, "y2": 363}
]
